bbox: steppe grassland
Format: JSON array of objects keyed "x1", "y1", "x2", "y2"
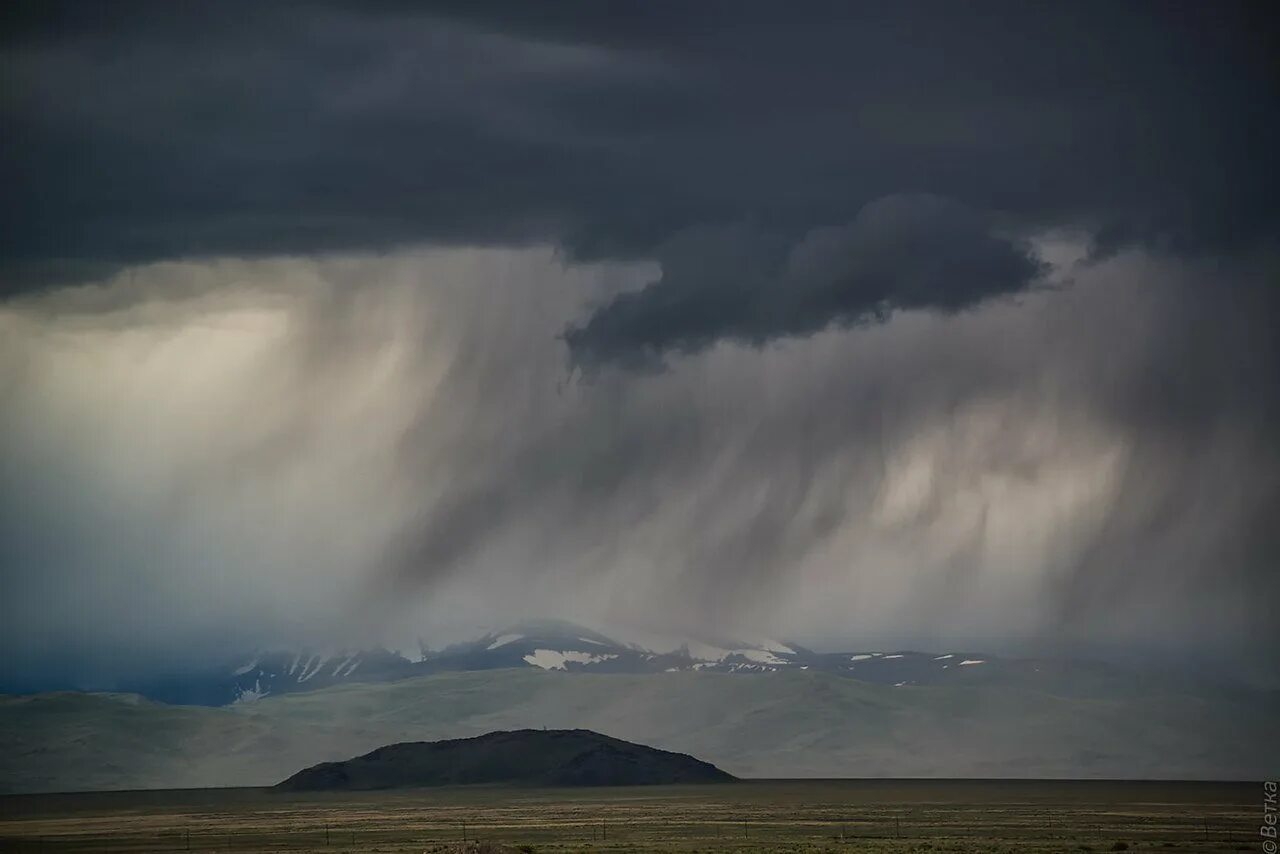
[{"x1": 0, "y1": 780, "x2": 1258, "y2": 853}]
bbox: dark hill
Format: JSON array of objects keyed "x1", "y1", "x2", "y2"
[{"x1": 275, "y1": 729, "x2": 735, "y2": 790}]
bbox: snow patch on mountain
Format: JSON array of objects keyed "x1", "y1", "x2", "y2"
[
  {"x1": 740, "y1": 638, "x2": 795, "y2": 654},
  {"x1": 522, "y1": 650, "x2": 619, "y2": 670},
  {"x1": 298, "y1": 655, "x2": 326, "y2": 682},
  {"x1": 233, "y1": 678, "x2": 268, "y2": 704},
  {"x1": 683, "y1": 641, "x2": 734, "y2": 661}
]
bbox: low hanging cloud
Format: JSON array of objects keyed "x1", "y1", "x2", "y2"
[{"x1": 564, "y1": 195, "x2": 1048, "y2": 366}]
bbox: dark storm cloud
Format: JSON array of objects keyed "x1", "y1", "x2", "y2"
[
  {"x1": 564, "y1": 195, "x2": 1048, "y2": 366},
  {"x1": 3, "y1": 3, "x2": 1277, "y2": 307}
]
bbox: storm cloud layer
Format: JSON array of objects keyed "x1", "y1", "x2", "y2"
[
  {"x1": 1, "y1": 2, "x2": 1277, "y2": 688},
  {"x1": 4, "y1": 2, "x2": 1277, "y2": 285},
  {"x1": 564, "y1": 195, "x2": 1048, "y2": 366}
]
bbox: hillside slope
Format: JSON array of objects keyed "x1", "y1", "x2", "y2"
[
  {"x1": 2, "y1": 669, "x2": 1276, "y2": 792},
  {"x1": 277, "y1": 729, "x2": 734, "y2": 790}
]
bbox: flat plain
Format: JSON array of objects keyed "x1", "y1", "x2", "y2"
[{"x1": 0, "y1": 780, "x2": 1262, "y2": 853}]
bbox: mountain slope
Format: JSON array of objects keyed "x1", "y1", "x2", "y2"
[
  {"x1": 132, "y1": 647, "x2": 421, "y2": 706},
  {"x1": 277, "y1": 729, "x2": 734, "y2": 790},
  {"x1": 3, "y1": 668, "x2": 1276, "y2": 793}
]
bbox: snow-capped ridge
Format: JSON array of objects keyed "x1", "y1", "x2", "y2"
[{"x1": 124, "y1": 619, "x2": 1009, "y2": 707}]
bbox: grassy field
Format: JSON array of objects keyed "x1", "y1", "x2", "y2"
[{"x1": 0, "y1": 780, "x2": 1262, "y2": 853}]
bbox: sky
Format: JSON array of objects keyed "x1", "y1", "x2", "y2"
[{"x1": 1, "y1": 1, "x2": 1277, "y2": 689}]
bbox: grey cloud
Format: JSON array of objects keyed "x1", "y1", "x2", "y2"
[
  {"x1": 2, "y1": 2, "x2": 1276, "y2": 301},
  {"x1": 564, "y1": 195, "x2": 1048, "y2": 366}
]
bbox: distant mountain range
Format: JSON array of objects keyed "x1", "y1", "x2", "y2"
[
  {"x1": 120, "y1": 618, "x2": 1091, "y2": 706},
  {"x1": 4, "y1": 618, "x2": 1275, "y2": 793}
]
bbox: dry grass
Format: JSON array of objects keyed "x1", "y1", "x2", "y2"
[{"x1": 0, "y1": 780, "x2": 1260, "y2": 853}]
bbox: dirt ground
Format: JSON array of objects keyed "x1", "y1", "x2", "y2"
[{"x1": 0, "y1": 779, "x2": 1262, "y2": 853}]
